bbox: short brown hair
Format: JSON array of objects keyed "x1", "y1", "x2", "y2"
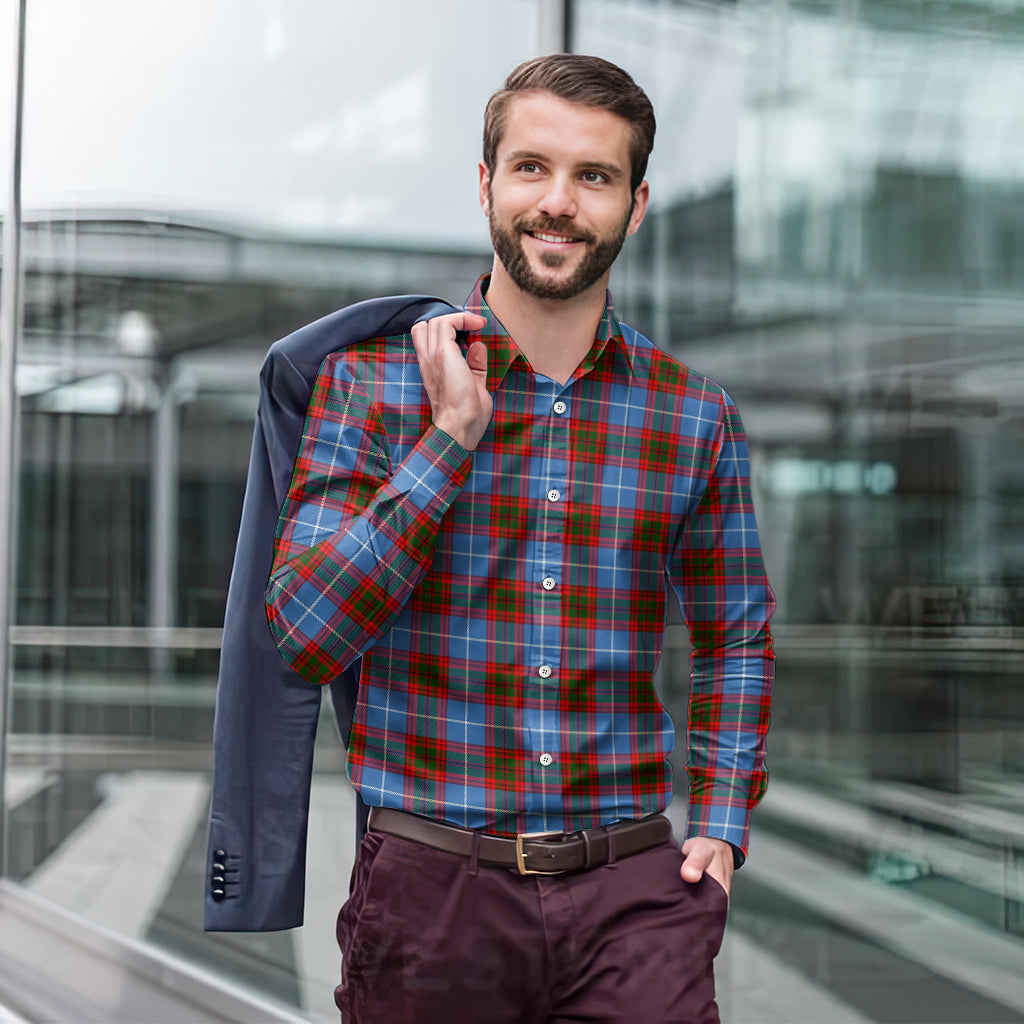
[{"x1": 483, "y1": 54, "x2": 656, "y2": 193}]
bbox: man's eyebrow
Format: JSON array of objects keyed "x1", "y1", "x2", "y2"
[
  {"x1": 502, "y1": 150, "x2": 547, "y2": 166},
  {"x1": 502, "y1": 150, "x2": 626, "y2": 180}
]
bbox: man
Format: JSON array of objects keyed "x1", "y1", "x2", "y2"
[{"x1": 265, "y1": 54, "x2": 774, "y2": 1023}]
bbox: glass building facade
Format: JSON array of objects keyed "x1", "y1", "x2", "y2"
[{"x1": 1, "y1": 1, "x2": 1023, "y2": 1020}]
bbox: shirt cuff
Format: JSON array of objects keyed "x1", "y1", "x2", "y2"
[{"x1": 685, "y1": 799, "x2": 752, "y2": 864}]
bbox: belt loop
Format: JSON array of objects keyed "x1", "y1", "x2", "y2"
[
  {"x1": 606, "y1": 829, "x2": 618, "y2": 869},
  {"x1": 581, "y1": 829, "x2": 594, "y2": 869},
  {"x1": 468, "y1": 831, "x2": 480, "y2": 877}
]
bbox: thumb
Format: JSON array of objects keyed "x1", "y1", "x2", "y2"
[
  {"x1": 466, "y1": 340, "x2": 488, "y2": 377},
  {"x1": 680, "y1": 860, "x2": 705, "y2": 883},
  {"x1": 680, "y1": 843, "x2": 710, "y2": 883}
]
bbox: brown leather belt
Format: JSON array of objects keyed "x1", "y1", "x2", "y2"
[{"x1": 368, "y1": 807, "x2": 673, "y2": 875}]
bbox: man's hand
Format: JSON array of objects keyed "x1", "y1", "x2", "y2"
[
  {"x1": 680, "y1": 836, "x2": 734, "y2": 896},
  {"x1": 411, "y1": 311, "x2": 490, "y2": 451}
]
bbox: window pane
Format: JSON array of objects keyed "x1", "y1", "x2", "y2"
[
  {"x1": 10, "y1": 2, "x2": 539, "y2": 1018},
  {"x1": 576, "y1": 1, "x2": 1024, "y2": 1021}
]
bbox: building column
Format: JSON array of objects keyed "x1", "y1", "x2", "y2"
[
  {"x1": 538, "y1": 0, "x2": 572, "y2": 52},
  {"x1": 149, "y1": 365, "x2": 179, "y2": 643},
  {"x1": 0, "y1": 0, "x2": 28, "y2": 878}
]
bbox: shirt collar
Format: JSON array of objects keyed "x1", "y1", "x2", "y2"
[{"x1": 462, "y1": 275, "x2": 635, "y2": 391}]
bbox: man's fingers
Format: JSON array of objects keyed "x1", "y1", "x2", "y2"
[
  {"x1": 457, "y1": 311, "x2": 487, "y2": 332},
  {"x1": 679, "y1": 837, "x2": 734, "y2": 894},
  {"x1": 411, "y1": 310, "x2": 492, "y2": 452},
  {"x1": 412, "y1": 314, "x2": 488, "y2": 373},
  {"x1": 412, "y1": 311, "x2": 486, "y2": 342}
]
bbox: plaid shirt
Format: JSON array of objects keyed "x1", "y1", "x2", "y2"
[{"x1": 267, "y1": 276, "x2": 775, "y2": 855}]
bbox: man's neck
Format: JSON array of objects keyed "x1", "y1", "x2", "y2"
[{"x1": 484, "y1": 262, "x2": 608, "y2": 386}]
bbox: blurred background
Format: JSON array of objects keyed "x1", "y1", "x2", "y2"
[{"x1": 0, "y1": 0, "x2": 1023, "y2": 1021}]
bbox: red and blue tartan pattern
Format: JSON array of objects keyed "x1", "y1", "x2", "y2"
[{"x1": 266, "y1": 277, "x2": 775, "y2": 852}]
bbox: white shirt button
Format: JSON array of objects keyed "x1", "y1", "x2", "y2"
[
  {"x1": 542, "y1": 577, "x2": 556, "y2": 591},
  {"x1": 553, "y1": 400, "x2": 567, "y2": 415},
  {"x1": 547, "y1": 488, "x2": 561, "y2": 503},
  {"x1": 539, "y1": 753, "x2": 553, "y2": 767},
  {"x1": 538, "y1": 664, "x2": 552, "y2": 678}
]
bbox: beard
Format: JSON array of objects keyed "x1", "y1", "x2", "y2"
[{"x1": 488, "y1": 189, "x2": 631, "y2": 301}]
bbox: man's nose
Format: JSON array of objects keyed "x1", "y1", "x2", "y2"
[{"x1": 536, "y1": 175, "x2": 578, "y2": 220}]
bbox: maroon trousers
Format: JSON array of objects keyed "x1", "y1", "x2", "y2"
[{"x1": 335, "y1": 829, "x2": 728, "y2": 1023}]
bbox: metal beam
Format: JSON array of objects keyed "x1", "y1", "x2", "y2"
[
  {"x1": 537, "y1": 0, "x2": 572, "y2": 52},
  {"x1": 0, "y1": 0, "x2": 28, "y2": 879},
  {"x1": 149, "y1": 364, "x2": 179, "y2": 638}
]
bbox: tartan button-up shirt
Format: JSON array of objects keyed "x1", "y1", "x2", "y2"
[{"x1": 266, "y1": 276, "x2": 775, "y2": 855}]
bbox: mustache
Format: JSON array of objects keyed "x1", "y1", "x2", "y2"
[{"x1": 513, "y1": 216, "x2": 595, "y2": 245}]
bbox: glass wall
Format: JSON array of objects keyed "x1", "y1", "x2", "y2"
[
  {"x1": 4, "y1": 2, "x2": 537, "y2": 1020},
  {"x1": 2, "y1": 0, "x2": 1024, "y2": 1021},
  {"x1": 580, "y1": 1, "x2": 1024, "y2": 1021},
  {"x1": 0, "y1": 3, "x2": 11, "y2": 213}
]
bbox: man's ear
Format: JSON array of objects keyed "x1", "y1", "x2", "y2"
[
  {"x1": 478, "y1": 162, "x2": 492, "y2": 216},
  {"x1": 626, "y1": 180, "x2": 650, "y2": 237}
]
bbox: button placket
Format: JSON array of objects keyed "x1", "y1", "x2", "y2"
[{"x1": 527, "y1": 381, "x2": 568, "y2": 803}]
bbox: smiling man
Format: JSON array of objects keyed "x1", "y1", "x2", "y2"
[
  {"x1": 484, "y1": 91, "x2": 643, "y2": 305},
  {"x1": 265, "y1": 54, "x2": 775, "y2": 1023}
]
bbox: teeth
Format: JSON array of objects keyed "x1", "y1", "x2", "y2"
[{"x1": 533, "y1": 232, "x2": 575, "y2": 244}]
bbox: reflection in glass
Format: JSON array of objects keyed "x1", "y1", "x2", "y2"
[
  {"x1": 4, "y1": 0, "x2": 1024, "y2": 1020},
  {"x1": 8, "y1": 2, "x2": 536, "y2": 1019},
  {"x1": 579, "y1": 0, "x2": 1024, "y2": 1020}
]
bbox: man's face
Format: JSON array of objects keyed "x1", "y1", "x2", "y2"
[{"x1": 480, "y1": 92, "x2": 649, "y2": 302}]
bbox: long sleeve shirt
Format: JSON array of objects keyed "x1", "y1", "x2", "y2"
[{"x1": 266, "y1": 276, "x2": 775, "y2": 856}]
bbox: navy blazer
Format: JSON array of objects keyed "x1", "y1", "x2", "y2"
[{"x1": 204, "y1": 295, "x2": 459, "y2": 932}]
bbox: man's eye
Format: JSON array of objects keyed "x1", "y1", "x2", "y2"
[
  {"x1": 518, "y1": 162, "x2": 541, "y2": 174},
  {"x1": 582, "y1": 171, "x2": 607, "y2": 184}
]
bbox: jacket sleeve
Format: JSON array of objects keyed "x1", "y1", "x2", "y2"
[
  {"x1": 667, "y1": 388, "x2": 775, "y2": 862},
  {"x1": 205, "y1": 296, "x2": 458, "y2": 933},
  {"x1": 265, "y1": 352, "x2": 473, "y2": 685},
  {"x1": 204, "y1": 399, "x2": 327, "y2": 932}
]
